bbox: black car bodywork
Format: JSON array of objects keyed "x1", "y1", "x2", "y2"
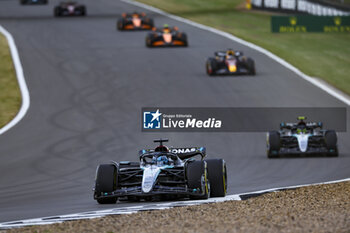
[
  {"x1": 206, "y1": 50, "x2": 255, "y2": 76},
  {"x1": 93, "y1": 139, "x2": 227, "y2": 204},
  {"x1": 267, "y1": 117, "x2": 338, "y2": 158},
  {"x1": 20, "y1": 0, "x2": 47, "y2": 5},
  {"x1": 117, "y1": 12, "x2": 154, "y2": 30},
  {"x1": 54, "y1": 2, "x2": 86, "y2": 17},
  {"x1": 146, "y1": 27, "x2": 188, "y2": 47}
]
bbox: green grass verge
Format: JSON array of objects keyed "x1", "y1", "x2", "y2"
[
  {"x1": 137, "y1": 0, "x2": 350, "y2": 95},
  {"x1": 0, "y1": 33, "x2": 21, "y2": 129}
]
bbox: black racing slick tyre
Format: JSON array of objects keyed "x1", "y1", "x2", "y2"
[
  {"x1": 54, "y1": 7, "x2": 61, "y2": 17},
  {"x1": 325, "y1": 130, "x2": 338, "y2": 157},
  {"x1": 145, "y1": 34, "x2": 153, "y2": 47},
  {"x1": 206, "y1": 58, "x2": 217, "y2": 76},
  {"x1": 94, "y1": 164, "x2": 118, "y2": 204},
  {"x1": 247, "y1": 58, "x2": 256, "y2": 75},
  {"x1": 148, "y1": 18, "x2": 154, "y2": 28},
  {"x1": 117, "y1": 18, "x2": 124, "y2": 30},
  {"x1": 186, "y1": 161, "x2": 209, "y2": 199},
  {"x1": 81, "y1": 6, "x2": 86, "y2": 16},
  {"x1": 205, "y1": 159, "x2": 227, "y2": 197},
  {"x1": 267, "y1": 131, "x2": 280, "y2": 158},
  {"x1": 181, "y1": 33, "x2": 188, "y2": 47}
]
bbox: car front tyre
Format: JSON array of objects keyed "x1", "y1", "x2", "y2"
[
  {"x1": 54, "y1": 7, "x2": 61, "y2": 17},
  {"x1": 205, "y1": 159, "x2": 227, "y2": 197},
  {"x1": 325, "y1": 130, "x2": 338, "y2": 157},
  {"x1": 246, "y1": 58, "x2": 256, "y2": 75},
  {"x1": 94, "y1": 164, "x2": 118, "y2": 204},
  {"x1": 267, "y1": 131, "x2": 280, "y2": 158},
  {"x1": 145, "y1": 34, "x2": 153, "y2": 47},
  {"x1": 81, "y1": 6, "x2": 87, "y2": 16}
]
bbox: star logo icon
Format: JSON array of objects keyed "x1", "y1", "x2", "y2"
[
  {"x1": 143, "y1": 109, "x2": 162, "y2": 129},
  {"x1": 151, "y1": 109, "x2": 162, "y2": 122}
]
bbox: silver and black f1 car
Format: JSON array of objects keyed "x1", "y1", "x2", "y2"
[
  {"x1": 146, "y1": 24, "x2": 188, "y2": 47},
  {"x1": 20, "y1": 0, "x2": 47, "y2": 5},
  {"x1": 206, "y1": 49, "x2": 255, "y2": 76},
  {"x1": 117, "y1": 12, "x2": 154, "y2": 30},
  {"x1": 54, "y1": 1, "x2": 86, "y2": 17},
  {"x1": 93, "y1": 139, "x2": 227, "y2": 204},
  {"x1": 267, "y1": 116, "x2": 338, "y2": 158}
]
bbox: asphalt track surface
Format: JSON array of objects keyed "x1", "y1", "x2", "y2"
[{"x1": 0, "y1": 0, "x2": 350, "y2": 223}]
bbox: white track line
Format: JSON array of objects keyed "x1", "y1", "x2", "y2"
[
  {"x1": 237, "y1": 177, "x2": 350, "y2": 198},
  {"x1": 0, "y1": 25, "x2": 30, "y2": 135},
  {"x1": 121, "y1": 0, "x2": 350, "y2": 106},
  {"x1": 1, "y1": 178, "x2": 350, "y2": 229}
]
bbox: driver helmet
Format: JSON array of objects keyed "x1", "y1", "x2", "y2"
[
  {"x1": 132, "y1": 12, "x2": 139, "y2": 18},
  {"x1": 297, "y1": 116, "x2": 307, "y2": 128},
  {"x1": 163, "y1": 24, "x2": 170, "y2": 33},
  {"x1": 157, "y1": 155, "x2": 169, "y2": 166},
  {"x1": 226, "y1": 49, "x2": 235, "y2": 58}
]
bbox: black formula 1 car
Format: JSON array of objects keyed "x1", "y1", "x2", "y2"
[
  {"x1": 93, "y1": 139, "x2": 227, "y2": 204},
  {"x1": 54, "y1": 1, "x2": 86, "y2": 17},
  {"x1": 117, "y1": 12, "x2": 154, "y2": 30},
  {"x1": 267, "y1": 116, "x2": 338, "y2": 158},
  {"x1": 146, "y1": 24, "x2": 188, "y2": 47},
  {"x1": 206, "y1": 49, "x2": 255, "y2": 76},
  {"x1": 20, "y1": 0, "x2": 47, "y2": 5}
]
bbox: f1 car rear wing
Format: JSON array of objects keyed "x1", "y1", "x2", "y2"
[
  {"x1": 215, "y1": 51, "x2": 243, "y2": 57},
  {"x1": 169, "y1": 147, "x2": 206, "y2": 160},
  {"x1": 122, "y1": 12, "x2": 146, "y2": 18},
  {"x1": 139, "y1": 147, "x2": 206, "y2": 160},
  {"x1": 280, "y1": 122, "x2": 323, "y2": 129}
]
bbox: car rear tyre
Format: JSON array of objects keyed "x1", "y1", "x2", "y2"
[
  {"x1": 117, "y1": 18, "x2": 124, "y2": 30},
  {"x1": 186, "y1": 161, "x2": 209, "y2": 199},
  {"x1": 145, "y1": 34, "x2": 153, "y2": 47},
  {"x1": 267, "y1": 131, "x2": 280, "y2": 158},
  {"x1": 205, "y1": 159, "x2": 227, "y2": 197},
  {"x1": 54, "y1": 7, "x2": 61, "y2": 17},
  {"x1": 206, "y1": 58, "x2": 217, "y2": 76},
  {"x1": 94, "y1": 164, "x2": 118, "y2": 204}
]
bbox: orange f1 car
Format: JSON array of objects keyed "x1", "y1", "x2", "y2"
[
  {"x1": 117, "y1": 12, "x2": 154, "y2": 30},
  {"x1": 146, "y1": 24, "x2": 188, "y2": 47}
]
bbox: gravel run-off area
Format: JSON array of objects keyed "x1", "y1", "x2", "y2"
[{"x1": 3, "y1": 181, "x2": 350, "y2": 233}]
